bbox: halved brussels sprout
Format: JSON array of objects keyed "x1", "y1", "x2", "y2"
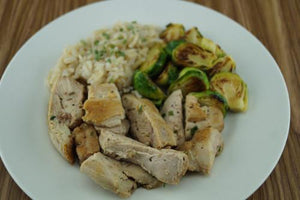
[
  {"x1": 133, "y1": 70, "x2": 166, "y2": 102},
  {"x1": 190, "y1": 90, "x2": 229, "y2": 116},
  {"x1": 156, "y1": 62, "x2": 179, "y2": 86},
  {"x1": 200, "y1": 38, "x2": 226, "y2": 58},
  {"x1": 210, "y1": 72, "x2": 248, "y2": 112},
  {"x1": 184, "y1": 27, "x2": 203, "y2": 45},
  {"x1": 171, "y1": 42, "x2": 217, "y2": 70},
  {"x1": 168, "y1": 67, "x2": 209, "y2": 96},
  {"x1": 178, "y1": 67, "x2": 201, "y2": 78},
  {"x1": 185, "y1": 27, "x2": 225, "y2": 58},
  {"x1": 139, "y1": 43, "x2": 167, "y2": 78},
  {"x1": 160, "y1": 23, "x2": 185, "y2": 42},
  {"x1": 207, "y1": 55, "x2": 236, "y2": 77},
  {"x1": 165, "y1": 40, "x2": 185, "y2": 56}
]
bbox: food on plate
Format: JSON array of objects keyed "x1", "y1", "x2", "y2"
[
  {"x1": 122, "y1": 94, "x2": 177, "y2": 148},
  {"x1": 46, "y1": 21, "x2": 249, "y2": 197},
  {"x1": 48, "y1": 77, "x2": 85, "y2": 164},
  {"x1": 178, "y1": 127, "x2": 223, "y2": 174},
  {"x1": 139, "y1": 43, "x2": 167, "y2": 77},
  {"x1": 168, "y1": 67, "x2": 209, "y2": 96},
  {"x1": 81, "y1": 152, "x2": 162, "y2": 198},
  {"x1": 73, "y1": 123, "x2": 100, "y2": 164},
  {"x1": 160, "y1": 90, "x2": 185, "y2": 145},
  {"x1": 159, "y1": 23, "x2": 185, "y2": 42},
  {"x1": 184, "y1": 27, "x2": 225, "y2": 57},
  {"x1": 155, "y1": 61, "x2": 179, "y2": 86},
  {"x1": 80, "y1": 152, "x2": 137, "y2": 198},
  {"x1": 170, "y1": 42, "x2": 217, "y2": 70},
  {"x1": 133, "y1": 70, "x2": 166, "y2": 106},
  {"x1": 184, "y1": 94, "x2": 224, "y2": 140},
  {"x1": 206, "y1": 55, "x2": 236, "y2": 77},
  {"x1": 190, "y1": 90, "x2": 229, "y2": 116},
  {"x1": 99, "y1": 129, "x2": 188, "y2": 184},
  {"x1": 82, "y1": 83, "x2": 125, "y2": 127},
  {"x1": 210, "y1": 72, "x2": 248, "y2": 112}
]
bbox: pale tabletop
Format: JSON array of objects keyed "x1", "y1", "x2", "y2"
[{"x1": 0, "y1": 0, "x2": 299, "y2": 199}]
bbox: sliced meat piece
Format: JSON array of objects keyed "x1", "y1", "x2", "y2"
[
  {"x1": 160, "y1": 89, "x2": 185, "y2": 145},
  {"x1": 80, "y1": 152, "x2": 137, "y2": 198},
  {"x1": 73, "y1": 123, "x2": 100, "y2": 163},
  {"x1": 185, "y1": 94, "x2": 224, "y2": 140},
  {"x1": 178, "y1": 127, "x2": 223, "y2": 174},
  {"x1": 99, "y1": 129, "x2": 188, "y2": 184},
  {"x1": 122, "y1": 94, "x2": 177, "y2": 148},
  {"x1": 119, "y1": 162, "x2": 162, "y2": 189},
  {"x1": 82, "y1": 83, "x2": 125, "y2": 127},
  {"x1": 94, "y1": 119, "x2": 130, "y2": 136},
  {"x1": 48, "y1": 77, "x2": 85, "y2": 164}
]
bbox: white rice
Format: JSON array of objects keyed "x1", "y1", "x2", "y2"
[{"x1": 48, "y1": 21, "x2": 162, "y2": 90}]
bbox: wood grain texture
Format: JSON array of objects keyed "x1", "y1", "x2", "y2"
[{"x1": 0, "y1": 0, "x2": 299, "y2": 199}]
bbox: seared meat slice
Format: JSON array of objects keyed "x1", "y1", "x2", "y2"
[
  {"x1": 48, "y1": 77, "x2": 85, "y2": 164},
  {"x1": 99, "y1": 129, "x2": 188, "y2": 184},
  {"x1": 119, "y1": 162, "x2": 162, "y2": 189},
  {"x1": 160, "y1": 90, "x2": 185, "y2": 145},
  {"x1": 178, "y1": 128, "x2": 223, "y2": 174},
  {"x1": 94, "y1": 119, "x2": 130, "y2": 136},
  {"x1": 80, "y1": 152, "x2": 137, "y2": 198},
  {"x1": 83, "y1": 83, "x2": 125, "y2": 127},
  {"x1": 122, "y1": 94, "x2": 176, "y2": 148},
  {"x1": 73, "y1": 123, "x2": 100, "y2": 164},
  {"x1": 185, "y1": 94, "x2": 224, "y2": 140}
]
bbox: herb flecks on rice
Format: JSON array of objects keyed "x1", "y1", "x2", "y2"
[{"x1": 48, "y1": 22, "x2": 162, "y2": 90}]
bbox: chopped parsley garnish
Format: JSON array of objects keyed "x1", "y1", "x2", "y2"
[
  {"x1": 118, "y1": 35, "x2": 124, "y2": 40},
  {"x1": 106, "y1": 58, "x2": 111, "y2": 63},
  {"x1": 162, "y1": 113, "x2": 166, "y2": 118},
  {"x1": 50, "y1": 116, "x2": 56, "y2": 120},
  {"x1": 80, "y1": 40, "x2": 87, "y2": 46},
  {"x1": 141, "y1": 38, "x2": 147, "y2": 42},
  {"x1": 109, "y1": 44, "x2": 116, "y2": 48},
  {"x1": 94, "y1": 49, "x2": 105, "y2": 61},
  {"x1": 132, "y1": 21, "x2": 137, "y2": 24},
  {"x1": 168, "y1": 110, "x2": 174, "y2": 116},
  {"x1": 138, "y1": 105, "x2": 143, "y2": 114},
  {"x1": 102, "y1": 32, "x2": 110, "y2": 40},
  {"x1": 122, "y1": 39, "x2": 127, "y2": 44},
  {"x1": 190, "y1": 126, "x2": 198, "y2": 136},
  {"x1": 127, "y1": 24, "x2": 134, "y2": 31},
  {"x1": 119, "y1": 28, "x2": 124, "y2": 32},
  {"x1": 116, "y1": 50, "x2": 125, "y2": 57},
  {"x1": 94, "y1": 40, "x2": 99, "y2": 45},
  {"x1": 108, "y1": 78, "x2": 114, "y2": 83}
]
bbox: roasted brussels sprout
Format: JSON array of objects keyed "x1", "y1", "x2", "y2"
[
  {"x1": 184, "y1": 27, "x2": 203, "y2": 45},
  {"x1": 156, "y1": 62, "x2": 179, "y2": 86},
  {"x1": 190, "y1": 90, "x2": 229, "y2": 116},
  {"x1": 168, "y1": 67, "x2": 209, "y2": 96},
  {"x1": 185, "y1": 27, "x2": 225, "y2": 58},
  {"x1": 160, "y1": 23, "x2": 185, "y2": 42},
  {"x1": 165, "y1": 40, "x2": 185, "y2": 56},
  {"x1": 171, "y1": 42, "x2": 217, "y2": 70},
  {"x1": 178, "y1": 67, "x2": 201, "y2": 78},
  {"x1": 210, "y1": 72, "x2": 248, "y2": 112},
  {"x1": 139, "y1": 43, "x2": 167, "y2": 78},
  {"x1": 200, "y1": 38, "x2": 226, "y2": 58},
  {"x1": 133, "y1": 70, "x2": 166, "y2": 102},
  {"x1": 207, "y1": 55, "x2": 236, "y2": 77}
]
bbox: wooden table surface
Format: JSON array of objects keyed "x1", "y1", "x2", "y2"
[{"x1": 0, "y1": 0, "x2": 299, "y2": 199}]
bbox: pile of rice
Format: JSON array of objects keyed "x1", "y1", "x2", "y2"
[{"x1": 48, "y1": 21, "x2": 162, "y2": 90}]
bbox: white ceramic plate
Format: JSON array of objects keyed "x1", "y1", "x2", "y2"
[{"x1": 0, "y1": 0, "x2": 290, "y2": 199}]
